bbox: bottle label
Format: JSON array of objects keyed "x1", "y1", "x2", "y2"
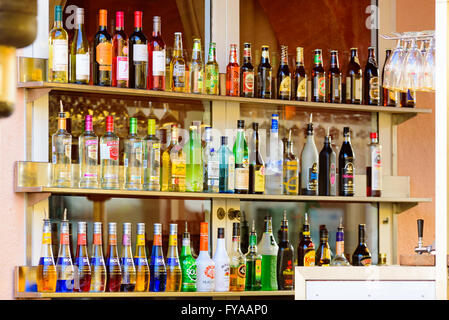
[
  {"x1": 77, "y1": 233, "x2": 87, "y2": 245},
  {"x1": 296, "y1": 77, "x2": 306, "y2": 99},
  {"x1": 172, "y1": 159, "x2": 186, "y2": 177},
  {"x1": 355, "y1": 77, "x2": 362, "y2": 100},
  {"x1": 53, "y1": 39, "x2": 68, "y2": 71},
  {"x1": 336, "y1": 240, "x2": 344, "y2": 256},
  {"x1": 255, "y1": 259, "x2": 262, "y2": 280},
  {"x1": 254, "y1": 166, "x2": 265, "y2": 193},
  {"x1": 346, "y1": 76, "x2": 351, "y2": 101},
  {"x1": 235, "y1": 167, "x2": 249, "y2": 190},
  {"x1": 369, "y1": 76, "x2": 380, "y2": 101},
  {"x1": 173, "y1": 64, "x2": 186, "y2": 88},
  {"x1": 330, "y1": 162, "x2": 337, "y2": 194},
  {"x1": 313, "y1": 75, "x2": 326, "y2": 98},
  {"x1": 205, "y1": 65, "x2": 219, "y2": 93},
  {"x1": 308, "y1": 163, "x2": 318, "y2": 191},
  {"x1": 169, "y1": 234, "x2": 177, "y2": 247},
  {"x1": 283, "y1": 160, "x2": 299, "y2": 194},
  {"x1": 117, "y1": 56, "x2": 129, "y2": 81},
  {"x1": 42, "y1": 232, "x2": 52, "y2": 245},
  {"x1": 228, "y1": 155, "x2": 235, "y2": 191},
  {"x1": 203, "y1": 265, "x2": 215, "y2": 280},
  {"x1": 360, "y1": 257, "x2": 372, "y2": 266},
  {"x1": 332, "y1": 76, "x2": 341, "y2": 99},
  {"x1": 93, "y1": 233, "x2": 102, "y2": 245},
  {"x1": 122, "y1": 234, "x2": 131, "y2": 246},
  {"x1": 279, "y1": 76, "x2": 291, "y2": 95},
  {"x1": 85, "y1": 139, "x2": 98, "y2": 160},
  {"x1": 227, "y1": 66, "x2": 240, "y2": 95},
  {"x1": 136, "y1": 234, "x2": 145, "y2": 246},
  {"x1": 133, "y1": 44, "x2": 148, "y2": 62},
  {"x1": 134, "y1": 257, "x2": 149, "y2": 267},
  {"x1": 304, "y1": 250, "x2": 315, "y2": 266},
  {"x1": 243, "y1": 71, "x2": 254, "y2": 93},
  {"x1": 75, "y1": 53, "x2": 90, "y2": 80},
  {"x1": 371, "y1": 147, "x2": 382, "y2": 191},
  {"x1": 281, "y1": 260, "x2": 294, "y2": 287},
  {"x1": 342, "y1": 159, "x2": 355, "y2": 194},
  {"x1": 191, "y1": 68, "x2": 204, "y2": 93},
  {"x1": 152, "y1": 50, "x2": 166, "y2": 76},
  {"x1": 153, "y1": 234, "x2": 162, "y2": 246},
  {"x1": 96, "y1": 42, "x2": 112, "y2": 71},
  {"x1": 60, "y1": 233, "x2": 70, "y2": 245},
  {"x1": 100, "y1": 140, "x2": 119, "y2": 161}
]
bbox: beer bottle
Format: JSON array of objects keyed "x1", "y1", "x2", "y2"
[
  {"x1": 277, "y1": 45, "x2": 291, "y2": 100},
  {"x1": 205, "y1": 42, "x2": 219, "y2": 95},
  {"x1": 382, "y1": 49, "x2": 395, "y2": 106},
  {"x1": 170, "y1": 32, "x2": 186, "y2": 92},
  {"x1": 257, "y1": 45, "x2": 272, "y2": 99},
  {"x1": 338, "y1": 127, "x2": 355, "y2": 196},
  {"x1": 297, "y1": 213, "x2": 315, "y2": 266},
  {"x1": 346, "y1": 48, "x2": 363, "y2": 104},
  {"x1": 294, "y1": 47, "x2": 307, "y2": 101},
  {"x1": 240, "y1": 42, "x2": 255, "y2": 97},
  {"x1": 226, "y1": 44, "x2": 240, "y2": 96},
  {"x1": 364, "y1": 47, "x2": 380, "y2": 105},
  {"x1": 311, "y1": 49, "x2": 326, "y2": 102},
  {"x1": 328, "y1": 50, "x2": 342, "y2": 103}
]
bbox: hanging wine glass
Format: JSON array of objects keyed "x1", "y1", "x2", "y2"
[
  {"x1": 393, "y1": 39, "x2": 411, "y2": 91},
  {"x1": 400, "y1": 39, "x2": 424, "y2": 92},
  {"x1": 383, "y1": 40, "x2": 403, "y2": 90},
  {"x1": 423, "y1": 37, "x2": 435, "y2": 91}
]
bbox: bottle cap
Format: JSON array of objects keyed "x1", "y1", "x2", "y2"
[
  {"x1": 154, "y1": 223, "x2": 162, "y2": 235},
  {"x1": 217, "y1": 227, "x2": 225, "y2": 239},
  {"x1": 78, "y1": 221, "x2": 87, "y2": 234},
  {"x1": 221, "y1": 136, "x2": 228, "y2": 145},
  {"x1": 370, "y1": 132, "x2": 378, "y2": 139},
  {"x1": 237, "y1": 120, "x2": 245, "y2": 129},
  {"x1": 252, "y1": 122, "x2": 258, "y2": 130},
  {"x1": 123, "y1": 222, "x2": 132, "y2": 234},
  {"x1": 93, "y1": 222, "x2": 102, "y2": 234},
  {"x1": 343, "y1": 127, "x2": 350, "y2": 135},
  {"x1": 169, "y1": 223, "x2": 178, "y2": 235},
  {"x1": 108, "y1": 222, "x2": 117, "y2": 234},
  {"x1": 232, "y1": 222, "x2": 240, "y2": 236}
]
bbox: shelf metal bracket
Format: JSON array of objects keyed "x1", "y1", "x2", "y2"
[{"x1": 392, "y1": 113, "x2": 418, "y2": 125}]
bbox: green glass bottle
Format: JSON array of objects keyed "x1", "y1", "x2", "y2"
[
  {"x1": 259, "y1": 216, "x2": 278, "y2": 291},
  {"x1": 186, "y1": 122, "x2": 203, "y2": 192},
  {"x1": 180, "y1": 222, "x2": 197, "y2": 292},
  {"x1": 245, "y1": 220, "x2": 262, "y2": 291},
  {"x1": 205, "y1": 42, "x2": 219, "y2": 95},
  {"x1": 233, "y1": 120, "x2": 249, "y2": 194}
]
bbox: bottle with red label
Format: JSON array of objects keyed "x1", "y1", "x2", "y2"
[
  {"x1": 352, "y1": 224, "x2": 372, "y2": 266},
  {"x1": 367, "y1": 132, "x2": 382, "y2": 197},
  {"x1": 148, "y1": 16, "x2": 166, "y2": 90},
  {"x1": 129, "y1": 11, "x2": 148, "y2": 89},
  {"x1": 240, "y1": 42, "x2": 255, "y2": 98},
  {"x1": 196, "y1": 222, "x2": 215, "y2": 292},
  {"x1": 93, "y1": 9, "x2": 112, "y2": 86},
  {"x1": 226, "y1": 44, "x2": 240, "y2": 96},
  {"x1": 112, "y1": 11, "x2": 128, "y2": 88},
  {"x1": 74, "y1": 221, "x2": 92, "y2": 292},
  {"x1": 106, "y1": 222, "x2": 122, "y2": 292},
  {"x1": 311, "y1": 49, "x2": 326, "y2": 102},
  {"x1": 100, "y1": 116, "x2": 120, "y2": 189},
  {"x1": 56, "y1": 209, "x2": 74, "y2": 292},
  {"x1": 277, "y1": 211, "x2": 294, "y2": 290},
  {"x1": 297, "y1": 213, "x2": 315, "y2": 266}
]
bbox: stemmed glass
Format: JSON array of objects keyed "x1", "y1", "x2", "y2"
[
  {"x1": 398, "y1": 39, "x2": 424, "y2": 92},
  {"x1": 383, "y1": 40, "x2": 404, "y2": 90},
  {"x1": 423, "y1": 38, "x2": 435, "y2": 91}
]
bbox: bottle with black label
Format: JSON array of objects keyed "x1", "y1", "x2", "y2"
[
  {"x1": 366, "y1": 132, "x2": 382, "y2": 197},
  {"x1": 249, "y1": 122, "x2": 265, "y2": 194},
  {"x1": 338, "y1": 127, "x2": 355, "y2": 196},
  {"x1": 300, "y1": 114, "x2": 319, "y2": 195},
  {"x1": 381, "y1": 49, "x2": 395, "y2": 106},
  {"x1": 328, "y1": 50, "x2": 342, "y2": 103},
  {"x1": 257, "y1": 45, "x2": 272, "y2": 99},
  {"x1": 352, "y1": 224, "x2": 372, "y2": 266},
  {"x1": 319, "y1": 128, "x2": 336, "y2": 196},
  {"x1": 364, "y1": 47, "x2": 380, "y2": 105},
  {"x1": 346, "y1": 48, "x2": 363, "y2": 104}
]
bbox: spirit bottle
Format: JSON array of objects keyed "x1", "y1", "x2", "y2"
[
  {"x1": 218, "y1": 136, "x2": 235, "y2": 193},
  {"x1": 37, "y1": 217, "x2": 57, "y2": 293},
  {"x1": 129, "y1": 11, "x2": 147, "y2": 89},
  {"x1": 249, "y1": 122, "x2": 265, "y2": 194},
  {"x1": 52, "y1": 102, "x2": 72, "y2": 187},
  {"x1": 93, "y1": 9, "x2": 112, "y2": 86},
  {"x1": 150, "y1": 223, "x2": 167, "y2": 291},
  {"x1": 315, "y1": 225, "x2": 332, "y2": 266},
  {"x1": 166, "y1": 223, "x2": 182, "y2": 292},
  {"x1": 233, "y1": 120, "x2": 249, "y2": 194},
  {"x1": 170, "y1": 126, "x2": 187, "y2": 192},
  {"x1": 124, "y1": 117, "x2": 143, "y2": 190},
  {"x1": 328, "y1": 50, "x2": 342, "y2": 103},
  {"x1": 56, "y1": 210, "x2": 74, "y2": 292},
  {"x1": 277, "y1": 212, "x2": 294, "y2": 290},
  {"x1": 180, "y1": 222, "x2": 197, "y2": 292},
  {"x1": 203, "y1": 127, "x2": 219, "y2": 193},
  {"x1": 339, "y1": 127, "x2": 355, "y2": 196},
  {"x1": 294, "y1": 47, "x2": 307, "y2": 101},
  {"x1": 196, "y1": 222, "x2": 215, "y2": 292},
  {"x1": 213, "y1": 228, "x2": 230, "y2": 292},
  {"x1": 226, "y1": 44, "x2": 240, "y2": 96},
  {"x1": 365, "y1": 47, "x2": 380, "y2": 105},
  {"x1": 186, "y1": 124, "x2": 203, "y2": 192},
  {"x1": 311, "y1": 49, "x2": 326, "y2": 102},
  {"x1": 259, "y1": 216, "x2": 278, "y2": 291},
  {"x1": 143, "y1": 118, "x2": 161, "y2": 191},
  {"x1": 112, "y1": 11, "x2": 128, "y2": 88},
  {"x1": 367, "y1": 132, "x2": 382, "y2": 197},
  {"x1": 245, "y1": 220, "x2": 262, "y2": 291},
  {"x1": 90, "y1": 222, "x2": 107, "y2": 292},
  {"x1": 283, "y1": 136, "x2": 299, "y2": 195},
  {"x1": 100, "y1": 115, "x2": 120, "y2": 189},
  {"x1": 346, "y1": 48, "x2": 363, "y2": 104},
  {"x1": 170, "y1": 32, "x2": 186, "y2": 92},
  {"x1": 205, "y1": 42, "x2": 219, "y2": 95},
  {"x1": 352, "y1": 224, "x2": 372, "y2": 266},
  {"x1": 106, "y1": 222, "x2": 122, "y2": 292},
  {"x1": 266, "y1": 114, "x2": 283, "y2": 195},
  {"x1": 297, "y1": 213, "x2": 315, "y2": 266},
  {"x1": 330, "y1": 218, "x2": 350, "y2": 266},
  {"x1": 161, "y1": 125, "x2": 177, "y2": 191},
  {"x1": 229, "y1": 222, "x2": 246, "y2": 291},
  {"x1": 134, "y1": 223, "x2": 150, "y2": 292},
  {"x1": 319, "y1": 127, "x2": 337, "y2": 196},
  {"x1": 257, "y1": 45, "x2": 272, "y2": 98},
  {"x1": 48, "y1": 5, "x2": 68, "y2": 83},
  {"x1": 240, "y1": 42, "x2": 255, "y2": 97},
  {"x1": 300, "y1": 114, "x2": 319, "y2": 195},
  {"x1": 69, "y1": 7, "x2": 89, "y2": 84},
  {"x1": 148, "y1": 16, "x2": 166, "y2": 90},
  {"x1": 190, "y1": 38, "x2": 204, "y2": 93},
  {"x1": 79, "y1": 115, "x2": 99, "y2": 188},
  {"x1": 74, "y1": 221, "x2": 91, "y2": 292},
  {"x1": 120, "y1": 223, "x2": 136, "y2": 292},
  {"x1": 277, "y1": 45, "x2": 291, "y2": 100}
]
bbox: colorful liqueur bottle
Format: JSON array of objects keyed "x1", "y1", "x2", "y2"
[
  {"x1": 120, "y1": 222, "x2": 136, "y2": 292},
  {"x1": 245, "y1": 220, "x2": 262, "y2": 291},
  {"x1": 74, "y1": 221, "x2": 91, "y2": 292},
  {"x1": 150, "y1": 223, "x2": 167, "y2": 292},
  {"x1": 196, "y1": 222, "x2": 215, "y2": 292},
  {"x1": 56, "y1": 210, "x2": 74, "y2": 292},
  {"x1": 106, "y1": 222, "x2": 122, "y2": 292},
  {"x1": 90, "y1": 222, "x2": 107, "y2": 292},
  {"x1": 166, "y1": 223, "x2": 182, "y2": 292},
  {"x1": 37, "y1": 216, "x2": 57, "y2": 293},
  {"x1": 134, "y1": 223, "x2": 150, "y2": 292}
]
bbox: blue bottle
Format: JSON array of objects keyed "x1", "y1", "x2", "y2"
[
  {"x1": 56, "y1": 212, "x2": 74, "y2": 292},
  {"x1": 149, "y1": 223, "x2": 167, "y2": 291}
]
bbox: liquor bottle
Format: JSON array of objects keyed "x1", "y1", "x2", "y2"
[
  {"x1": 120, "y1": 222, "x2": 136, "y2": 292},
  {"x1": 106, "y1": 222, "x2": 122, "y2": 292},
  {"x1": 143, "y1": 118, "x2": 161, "y2": 191},
  {"x1": 328, "y1": 50, "x2": 342, "y2": 103},
  {"x1": 74, "y1": 221, "x2": 91, "y2": 292},
  {"x1": 266, "y1": 114, "x2": 283, "y2": 195},
  {"x1": 170, "y1": 126, "x2": 187, "y2": 192},
  {"x1": 186, "y1": 123, "x2": 203, "y2": 192},
  {"x1": 161, "y1": 125, "x2": 176, "y2": 191},
  {"x1": 283, "y1": 134, "x2": 299, "y2": 195},
  {"x1": 346, "y1": 48, "x2": 363, "y2": 104},
  {"x1": 277, "y1": 212, "x2": 294, "y2": 290},
  {"x1": 249, "y1": 122, "x2": 265, "y2": 194},
  {"x1": 170, "y1": 32, "x2": 186, "y2": 92},
  {"x1": 180, "y1": 222, "x2": 197, "y2": 292},
  {"x1": 129, "y1": 11, "x2": 148, "y2": 89},
  {"x1": 339, "y1": 127, "x2": 355, "y2": 196},
  {"x1": 367, "y1": 132, "x2": 382, "y2": 197},
  {"x1": 382, "y1": 49, "x2": 395, "y2": 106},
  {"x1": 203, "y1": 127, "x2": 219, "y2": 192},
  {"x1": 315, "y1": 225, "x2": 331, "y2": 266},
  {"x1": 100, "y1": 116, "x2": 120, "y2": 189},
  {"x1": 190, "y1": 38, "x2": 204, "y2": 94},
  {"x1": 352, "y1": 224, "x2": 372, "y2": 266},
  {"x1": 259, "y1": 216, "x2": 278, "y2": 291},
  {"x1": 196, "y1": 222, "x2": 215, "y2": 292},
  {"x1": 69, "y1": 7, "x2": 89, "y2": 84},
  {"x1": 213, "y1": 228, "x2": 230, "y2": 292},
  {"x1": 166, "y1": 223, "x2": 182, "y2": 292},
  {"x1": 37, "y1": 217, "x2": 57, "y2": 293},
  {"x1": 277, "y1": 45, "x2": 291, "y2": 100},
  {"x1": 311, "y1": 49, "x2": 326, "y2": 102},
  {"x1": 330, "y1": 218, "x2": 350, "y2": 266},
  {"x1": 79, "y1": 115, "x2": 99, "y2": 188},
  {"x1": 205, "y1": 42, "x2": 220, "y2": 95},
  {"x1": 294, "y1": 47, "x2": 307, "y2": 101},
  {"x1": 257, "y1": 45, "x2": 273, "y2": 98},
  {"x1": 319, "y1": 128, "x2": 337, "y2": 196},
  {"x1": 51, "y1": 102, "x2": 72, "y2": 187},
  {"x1": 229, "y1": 222, "x2": 246, "y2": 291},
  {"x1": 301, "y1": 114, "x2": 319, "y2": 195},
  {"x1": 124, "y1": 117, "x2": 143, "y2": 190},
  {"x1": 56, "y1": 211, "x2": 74, "y2": 292},
  {"x1": 48, "y1": 5, "x2": 68, "y2": 83},
  {"x1": 240, "y1": 42, "x2": 255, "y2": 97},
  {"x1": 297, "y1": 213, "x2": 315, "y2": 266},
  {"x1": 93, "y1": 9, "x2": 112, "y2": 86},
  {"x1": 148, "y1": 16, "x2": 166, "y2": 90},
  {"x1": 233, "y1": 120, "x2": 249, "y2": 194},
  {"x1": 226, "y1": 44, "x2": 240, "y2": 96},
  {"x1": 245, "y1": 220, "x2": 262, "y2": 291},
  {"x1": 150, "y1": 223, "x2": 167, "y2": 291},
  {"x1": 134, "y1": 223, "x2": 150, "y2": 292},
  {"x1": 90, "y1": 222, "x2": 107, "y2": 292},
  {"x1": 112, "y1": 11, "x2": 128, "y2": 88},
  {"x1": 365, "y1": 47, "x2": 380, "y2": 105},
  {"x1": 218, "y1": 136, "x2": 235, "y2": 193}
]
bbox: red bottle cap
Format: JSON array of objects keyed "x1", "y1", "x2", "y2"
[
  {"x1": 116, "y1": 11, "x2": 124, "y2": 29},
  {"x1": 370, "y1": 132, "x2": 378, "y2": 139},
  {"x1": 106, "y1": 116, "x2": 114, "y2": 132},
  {"x1": 134, "y1": 11, "x2": 143, "y2": 28}
]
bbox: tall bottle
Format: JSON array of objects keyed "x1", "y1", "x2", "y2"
[
  {"x1": 124, "y1": 117, "x2": 143, "y2": 190},
  {"x1": 190, "y1": 38, "x2": 204, "y2": 94},
  {"x1": 294, "y1": 47, "x2": 307, "y2": 101},
  {"x1": 37, "y1": 218, "x2": 57, "y2": 293},
  {"x1": 259, "y1": 216, "x2": 278, "y2": 291},
  {"x1": 277, "y1": 212, "x2": 294, "y2": 290},
  {"x1": 315, "y1": 226, "x2": 331, "y2": 266},
  {"x1": 100, "y1": 116, "x2": 120, "y2": 189},
  {"x1": 120, "y1": 223, "x2": 136, "y2": 292},
  {"x1": 346, "y1": 48, "x2": 363, "y2": 104},
  {"x1": 330, "y1": 218, "x2": 350, "y2": 266},
  {"x1": 205, "y1": 42, "x2": 220, "y2": 95},
  {"x1": 245, "y1": 220, "x2": 262, "y2": 291},
  {"x1": 196, "y1": 222, "x2": 215, "y2": 292},
  {"x1": 229, "y1": 222, "x2": 246, "y2": 291},
  {"x1": 186, "y1": 123, "x2": 203, "y2": 192},
  {"x1": 51, "y1": 102, "x2": 72, "y2": 187},
  {"x1": 161, "y1": 125, "x2": 177, "y2": 191},
  {"x1": 339, "y1": 127, "x2": 355, "y2": 196},
  {"x1": 129, "y1": 11, "x2": 148, "y2": 89},
  {"x1": 266, "y1": 114, "x2": 283, "y2": 195},
  {"x1": 352, "y1": 224, "x2": 372, "y2": 266},
  {"x1": 105, "y1": 222, "x2": 122, "y2": 292},
  {"x1": 79, "y1": 115, "x2": 99, "y2": 188},
  {"x1": 56, "y1": 212, "x2": 74, "y2": 292},
  {"x1": 365, "y1": 47, "x2": 380, "y2": 105},
  {"x1": 93, "y1": 9, "x2": 112, "y2": 86},
  {"x1": 166, "y1": 223, "x2": 182, "y2": 292},
  {"x1": 233, "y1": 120, "x2": 249, "y2": 194},
  {"x1": 143, "y1": 118, "x2": 161, "y2": 191},
  {"x1": 301, "y1": 114, "x2": 319, "y2": 195},
  {"x1": 328, "y1": 50, "x2": 342, "y2": 103},
  {"x1": 180, "y1": 222, "x2": 197, "y2": 292},
  {"x1": 150, "y1": 223, "x2": 167, "y2": 291},
  {"x1": 319, "y1": 128, "x2": 337, "y2": 196},
  {"x1": 382, "y1": 49, "x2": 395, "y2": 106},
  {"x1": 74, "y1": 221, "x2": 91, "y2": 292},
  {"x1": 148, "y1": 16, "x2": 166, "y2": 90},
  {"x1": 311, "y1": 49, "x2": 326, "y2": 102},
  {"x1": 170, "y1": 32, "x2": 186, "y2": 92},
  {"x1": 90, "y1": 222, "x2": 107, "y2": 292},
  {"x1": 134, "y1": 223, "x2": 150, "y2": 292},
  {"x1": 367, "y1": 132, "x2": 382, "y2": 197},
  {"x1": 249, "y1": 122, "x2": 265, "y2": 194},
  {"x1": 257, "y1": 45, "x2": 273, "y2": 98},
  {"x1": 240, "y1": 42, "x2": 255, "y2": 97},
  {"x1": 203, "y1": 127, "x2": 219, "y2": 193},
  {"x1": 69, "y1": 7, "x2": 89, "y2": 84},
  {"x1": 297, "y1": 213, "x2": 315, "y2": 266},
  {"x1": 213, "y1": 228, "x2": 230, "y2": 292},
  {"x1": 170, "y1": 126, "x2": 187, "y2": 192},
  {"x1": 48, "y1": 5, "x2": 68, "y2": 83},
  {"x1": 283, "y1": 134, "x2": 299, "y2": 195},
  {"x1": 112, "y1": 11, "x2": 128, "y2": 88},
  {"x1": 226, "y1": 44, "x2": 240, "y2": 96},
  {"x1": 218, "y1": 136, "x2": 235, "y2": 193},
  {"x1": 277, "y1": 45, "x2": 291, "y2": 100}
]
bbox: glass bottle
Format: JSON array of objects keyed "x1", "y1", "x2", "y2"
[
  {"x1": 319, "y1": 128, "x2": 337, "y2": 196},
  {"x1": 100, "y1": 115, "x2": 120, "y2": 189},
  {"x1": 129, "y1": 11, "x2": 147, "y2": 89},
  {"x1": 166, "y1": 223, "x2": 182, "y2": 292},
  {"x1": 259, "y1": 216, "x2": 278, "y2": 291},
  {"x1": 240, "y1": 42, "x2": 255, "y2": 97},
  {"x1": 134, "y1": 223, "x2": 150, "y2": 292},
  {"x1": 51, "y1": 102, "x2": 72, "y2": 187},
  {"x1": 233, "y1": 120, "x2": 249, "y2": 194},
  {"x1": 90, "y1": 222, "x2": 107, "y2": 292},
  {"x1": 257, "y1": 45, "x2": 272, "y2": 98},
  {"x1": 219, "y1": 136, "x2": 235, "y2": 193},
  {"x1": 294, "y1": 47, "x2": 307, "y2": 101},
  {"x1": 297, "y1": 213, "x2": 315, "y2": 266},
  {"x1": 352, "y1": 224, "x2": 372, "y2": 266},
  {"x1": 48, "y1": 5, "x2": 68, "y2": 83},
  {"x1": 37, "y1": 218, "x2": 57, "y2": 293},
  {"x1": 229, "y1": 222, "x2": 246, "y2": 291},
  {"x1": 365, "y1": 47, "x2": 380, "y2": 105},
  {"x1": 266, "y1": 114, "x2": 283, "y2": 195},
  {"x1": 300, "y1": 114, "x2": 319, "y2": 195},
  {"x1": 143, "y1": 118, "x2": 161, "y2": 191},
  {"x1": 226, "y1": 44, "x2": 240, "y2": 96},
  {"x1": 203, "y1": 126, "x2": 219, "y2": 193},
  {"x1": 249, "y1": 122, "x2": 265, "y2": 194},
  {"x1": 382, "y1": 49, "x2": 394, "y2": 106},
  {"x1": 190, "y1": 38, "x2": 204, "y2": 94},
  {"x1": 367, "y1": 132, "x2": 382, "y2": 197},
  {"x1": 69, "y1": 7, "x2": 89, "y2": 84},
  {"x1": 74, "y1": 221, "x2": 91, "y2": 292},
  {"x1": 93, "y1": 9, "x2": 112, "y2": 86},
  {"x1": 277, "y1": 211, "x2": 294, "y2": 290},
  {"x1": 277, "y1": 45, "x2": 291, "y2": 100},
  {"x1": 196, "y1": 222, "x2": 215, "y2": 292},
  {"x1": 112, "y1": 11, "x2": 128, "y2": 88},
  {"x1": 330, "y1": 218, "x2": 350, "y2": 266},
  {"x1": 213, "y1": 228, "x2": 230, "y2": 292},
  {"x1": 180, "y1": 222, "x2": 197, "y2": 292},
  {"x1": 205, "y1": 42, "x2": 219, "y2": 95},
  {"x1": 170, "y1": 126, "x2": 187, "y2": 192},
  {"x1": 170, "y1": 32, "x2": 186, "y2": 92},
  {"x1": 283, "y1": 138, "x2": 299, "y2": 195},
  {"x1": 124, "y1": 117, "x2": 143, "y2": 190},
  {"x1": 56, "y1": 213, "x2": 74, "y2": 292},
  {"x1": 311, "y1": 49, "x2": 326, "y2": 102},
  {"x1": 346, "y1": 48, "x2": 363, "y2": 104},
  {"x1": 148, "y1": 16, "x2": 166, "y2": 90},
  {"x1": 79, "y1": 115, "x2": 99, "y2": 188},
  {"x1": 150, "y1": 223, "x2": 167, "y2": 292},
  {"x1": 339, "y1": 127, "x2": 355, "y2": 196},
  {"x1": 315, "y1": 225, "x2": 332, "y2": 266},
  {"x1": 328, "y1": 50, "x2": 342, "y2": 103},
  {"x1": 161, "y1": 125, "x2": 177, "y2": 191},
  {"x1": 106, "y1": 222, "x2": 122, "y2": 292},
  {"x1": 120, "y1": 222, "x2": 136, "y2": 292},
  {"x1": 186, "y1": 123, "x2": 203, "y2": 192},
  {"x1": 245, "y1": 220, "x2": 262, "y2": 291}
]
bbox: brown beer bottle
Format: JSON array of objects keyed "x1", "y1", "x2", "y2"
[
  {"x1": 346, "y1": 48, "x2": 363, "y2": 104},
  {"x1": 294, "y1": 47, "x2": 307, "y2": 101},
  {"x1": 277, "y1": 45, "x2": 291, "y2": 100},
  {"x1": 328, "y1": 50, "x2": 342, "y2": 103},
  {"x1": 311, "y1": 49, "x2": 326, "y2": 102},
  {"x1": 364, "y1": 47, "x2": 380, "y2": 105},
  {"x1": 240, "y1": 42, "x2": 255, "y2": 98},
  {"x1": 257, "y1": 45, "x2": 272, "y2": 99},
  {"x1": 381, "y1": 49, "x2": 395, "y2": 106}
]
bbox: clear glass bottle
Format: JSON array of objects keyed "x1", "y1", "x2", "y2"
[
  {"x1": 143, "y1": 118, "x2": 161, "y2": 191},
  {"x1": 90, "y1": 222, "x2": 107, "y2": 292},
  {"x1": 124, "y1": 117, "x2": 143, "y2": 190},
  {"x1": 56, "y1": 212, "x2": 74, "y2": 292},
  {"x1": 74, "y1": 221, "x2": 92, "y2": 292},
  {"x1": 346, "y1": 48, "x2": 363, "y2": 104},
  {"x1": 100, "y1": 115, "x2": 120, "y2": 189},
  {"x1": 170, "y1": 126, "x2": 187, "y2": 192},
  {"x1": 148, "y1": 16, "x2": 166, "y2": 90},
  {"x1": 161, "y1": 125, "x2": 178, "y2": 191},
  {"x1": 218, "y1": 136, "x2": 235, "y2": 193},
  {"x1": 170, "y1": 32, "x2": 186, "y2": 92},
  {"x1": 134, "y1": 223, "x2": 150, "y2": 292},
  {"x1": 166, "y1": 223, "x2": 182, "y2": 292},
  {"x1": 205, "y1": 42, "x2": 219, "y2": 95},
  {"x1": 180, "y1": 222, "x2": 197, "y2": 292},
  {"x1": 69, "y1": 7, "x2": 90, "y2": 84},
  {"x1": 79, "y1": 115, "x2": 99, "y2": 188},
  {"x1": 52, "y1": 102, "x2": 72, "y2": 187},
  {"x1": 229, "y1": 222, "x2": 246, "y2": 292},
  {"x1": 203, "y1": 127, "x2": 219, "y2": 193},
  {"x1": 196, "y1": 222, "x2": 215, "y2": 292},
  {"x1": 266, "y1": 114, "x2": 283, "y2": 195},
  {"x1": 106, "y1": 222, "x2": 122, "y2": 292},
  {"x1": 37, "y1": 218, "x2": 57, "y2": 293},
  {"x1": 190, "y1": 38, "x2": 204, "y2": 94},
  {"x1": 330, "y1": 218, "x2": 350, "y2": 266},
  {"x1": 259, "y1": 216, "x2": 278, "y2": 291},
  {"x1": 150, "y1": 223, "x2": 167, "y2": 292},
  {"x1": 120, "y1": 223, "x2": 136, "y2": 292},
  {"x1": 48, "y1": 5, "x2": 68, "y2": 83},
  {"x1": 233, "y1": 120, "x2": 249, "y2": 194}
]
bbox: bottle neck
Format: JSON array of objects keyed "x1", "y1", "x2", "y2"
[
  {"x1": 54, "y1": 19, "x2": 63, "y2": 29},
  {"x1": 208, "y1": 46, "x2": 217, "y2": 62},
  {"x1": 243, "y1": 46, "x2": 252, "y2": 63},
  {"x1": 152, "y1": 20, "x2": 161, "y2": 36},
  {"x1": 313, "y1": 52, "x2": 323, "y2": 67},
  {"x1": 280, "y1": 226, "x2": 289, "y2": 242},
  {"x1": 296, "y1": 48, "x2": 304, "y2": 66},
  {"x1": 232, "y1": 235, "x2": 241, "y2": 252},
  {"x1": 358, "y1": 228, "x2": 366, "y2": 244},
  {"x1": 261, "y1": 49, "x2": 270, "y2": 63},
  {"x1": 229, "y1": 48, "x2": 238, "y2": 63},
  {"x1": 330, "y1": 53, "x2": 339, "y2": 68},
  {"x1": 280, "y1": 47, "x2": 288, "y2": 66}
]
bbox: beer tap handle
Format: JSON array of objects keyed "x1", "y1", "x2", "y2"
[{"x1": 417, "y1": 219, "x2": 424, "y2": 240}]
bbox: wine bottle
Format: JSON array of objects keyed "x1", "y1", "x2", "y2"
[
  {"x1": 300, "y1": 114, "x2": 319, "y2": 195},
  {"x1": 134, "y1": 223, "x2": 150, "y2": 292},
  {"x1": 129, "y1": 11, "x2": 148, "y2": 89},
  {"x1": 93, "y1": 9, "x2": 112, "y2": 86},
  {"x1": 277, "y1": 211, "x2": 294, "y2": 290},
  {"x1": 69, "y1": 7, "x2": 89, "y2": 84},
  {"x1": 112, "y1": 11, "x2": 128, "y2": 88},
  {"x1": 352, "y1": 224, "x2": 372, "y2": 266},
  {"x1": 150, "y1": 223, "x2": 167, "y2": 292},
  {"x1": 120, "y1": 223, "x2": 136, "y2": 292},
  {"x1": 339, "y1": 127, "x2": 355, "y2": 196},
  {"x1": 319, "y1": 128, "x2": 337, "y2": 196},
  {"x1": 48, "y1": 5, "x2": 68, "y2": 83},
  {"x1": 148, "y1": 16, "x2": 166, "y2": 90},
  {"x1": 213, "y1": 228, "x2": 230, "y2": 292}
]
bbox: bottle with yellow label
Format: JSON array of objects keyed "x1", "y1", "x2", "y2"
[
  {"x1": 37, "y1": 218, "x2": 57, "y2": 293},
  {"x1": 294, "y1": 47, "x2": 307, "y2": 101},
  {"x1": 170, "y1": 127, "x2": 186, "y2": 192},
  {"x1": 166, "y1": 223, "x2": 182, "y2": 291},
  {"x1": 245, "y1": 220, "x2": 262, "y2": 291},
  {"x1": 297, "y1": 213, "x2": 315, "y2": 266},
  {"x1": 316, "y1": 225, "x2": 332, "y2": 266},
  {"x1": 277, "y1": 45, "x2": 291, "y2": 100},
  {"x1": 249, "y1": 122, "x2": 265, "y2": 194},
  {"x1": 134, "y1": 223, "x2": 150, "y2": 292},
  {"x1": 170, "y1": 32, "x2": 186, "y2": 92},
  {"x1": 143, "y1": 119, "x2": 161, "y2": 191}
]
